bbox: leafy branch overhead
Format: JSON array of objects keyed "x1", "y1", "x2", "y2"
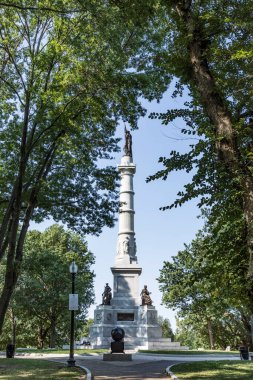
[
  {"x1": 0, "y1": 1, "x2": 169, "y2": 333},
  {"x1": 132, "y1": 0, "x2": 253, "y2": 348},
  {"x1": 132, "y1": 1, "x2": 253, "y2": 277},
  {"x1": 0, "y1": 224, "x2": 94, "y2": 348}
]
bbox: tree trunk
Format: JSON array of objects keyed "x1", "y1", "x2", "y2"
[
  {"x1": 173, "y1": 0, "x2": 253, "y2": 347},
  {"x1": 175, "y1": 0, "x2": 253, "y2": 277},
  {"x1": 49, "y1": 315, "x2": 57, "y2": 348},
  {"x1": 244, "y1": 176, "x2": 253, "y2": 277},
  {"x1": 11, "y1": 309, "x2": 17, "y2": 346},
  {"x1": 241, "y1": 313, "x2": 253, "y2": 350},
  {"x1": 0, "y1": 140, "x2": 58, "y2": 334},
  {"x1": 37, "y1": 326, "x2": 44, "y2": 349},
  {"x1": 37, "y1": 324, "x2": 50, "y2": 349},
  {"x1": 0, "y1": 268, "x2": 19, "y2": 334},
  {"x1": 207, "y1": 319, "x2": 215, "y2": 349}
]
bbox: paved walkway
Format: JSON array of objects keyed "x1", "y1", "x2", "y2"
[
  {"x1": 3, "y1": 351, "x2": 241, "y2": 380},
  {"x1": 41, "y1": 352, "x2": 241, "y2": 380},
  {"x1": 76, "y1": 356, "x2": 178, "y2": 379}
]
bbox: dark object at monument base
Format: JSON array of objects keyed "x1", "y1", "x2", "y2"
[
  {"x1": 108, "y1": 326, "x2": 127, "y2": 358},
  {"x1": 111, "y1": 327, "x2": 125, "y2": 342},
  {"x1": 103, "y1": 353, "x2": 132, "y2": 361},
  {"x1": 6, "y1": 344, "x2": 15, "y2": 358},
  {"x1": 239, "y1": 346, "x2": 249, "y2": 360},
  {"x1": 111, "y1": 341, "x2": 124, "y2": 353}
]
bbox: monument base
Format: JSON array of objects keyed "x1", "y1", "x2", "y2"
[
  {"x1": 90, "y1": 304, "x2": 188, "y2": 350},
  {"x1": 103, "y1": 353, "x2": 132, "y2": 361}
]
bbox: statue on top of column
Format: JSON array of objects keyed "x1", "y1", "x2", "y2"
[{"x1": 124, "y1": 126, "x2": 132, "y2": 157}]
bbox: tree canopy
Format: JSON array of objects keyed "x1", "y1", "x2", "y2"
[
  {"x1": 1, "y1": 0, "x2": 253, "y2": 344},
  {"x1": 129, "y1": 0, "x2": 253, "y2": 342},
  {"x1": 158, "y1": 209, "x2": 251, "y2": 349},
  {"x1": 0, "y1": 1, "x2": 169, "y2": 332},
  {"x1": 0, "y1": 224, "x2": 94, "y2": 348}
]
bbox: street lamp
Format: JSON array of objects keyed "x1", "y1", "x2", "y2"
[{"x1": 67, "y1": 260, "x2": 78, "y2": 367}]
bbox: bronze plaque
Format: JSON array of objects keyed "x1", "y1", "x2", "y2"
[{"x1": 117, "y1": 313, "x2": 134, "y2": 321}]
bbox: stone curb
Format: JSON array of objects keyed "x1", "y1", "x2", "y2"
[
  {"x1": 78, "y1": 364, "x2": 93, "y2": 380},
  {"x1": 166, "y1": 363, "x2": 183, "y2": 380},
  {"x1": 44, "y1": 358, "x2": 92, "y2": 380}
]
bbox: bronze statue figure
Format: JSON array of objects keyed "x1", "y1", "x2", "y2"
[
  {"x1": 102, "y1": 283, "x2": 112, "y2": 305},
  {"x1": 124, "y1": 126, "x2": 132, "y2": 157},
  {"x1": 140, "y1": 285, "x2": 153, "y2": 306}
]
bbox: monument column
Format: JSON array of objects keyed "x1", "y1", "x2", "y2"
[
  {"x1": 111, "y1": 128, "x2": 142, "y2": 307},
  {"x1": 116, "y1": 155, "x2": 137, "y2": 266},
  {"x1": 89, "y1": 128, "x2": 184, "y2": 350}
]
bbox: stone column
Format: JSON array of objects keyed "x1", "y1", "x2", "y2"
[
  {"x1": 111, "y1": 154, "x2": 142, "y2": 307},
  {"x1": 116, "y1": 155, "x2": 137, "y2": 266}
]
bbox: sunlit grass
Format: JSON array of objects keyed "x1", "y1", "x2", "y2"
[
  {"x1": 171, "y1": 361, "x2": 253, "y2": 379},
  {"x1": 0, "y1": 358, "x2": 85, "y2": 379}
]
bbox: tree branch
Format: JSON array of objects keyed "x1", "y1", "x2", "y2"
[
  {"x1": 0, "y1": 2, "x2": 80, "y2": 13},
  {"x1": 15, "y1": 132, "x2": 62, "y2": 262}
]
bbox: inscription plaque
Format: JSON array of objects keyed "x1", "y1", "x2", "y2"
[{"x1": 117, "y1": 313, "x2": 134, "y2": 321}]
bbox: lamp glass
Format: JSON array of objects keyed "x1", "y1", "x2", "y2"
[{"x1": 69, "y1": 261, "x2": 78, "y2": 274}]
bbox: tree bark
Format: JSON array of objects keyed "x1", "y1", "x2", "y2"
[
  {"x1": 0, "y1": 138, "x2": 58, "y2": 334},
  {"x1": 37, "y1": 324, "x2": 50, "y2": 349},
  {"x1": 207, "y1": 319, "x2": 215, "y2": 349},
  {"x1": 174, "y1": 0, "x2": 253, "y2": 277},
  {"x1": 49, "y1": 314, "x2": 57, "y2": 348}
]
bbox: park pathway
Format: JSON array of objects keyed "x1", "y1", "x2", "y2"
[
  {"x1": 75, "y1": 356, "x2": 179, "y2": 379},
  {"x1": 10, "y1": 351, "x2": 240, "y2": 380}
]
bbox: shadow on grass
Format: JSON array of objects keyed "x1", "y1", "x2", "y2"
[
  {"x1": 0, "y1": 358, "x2": 85, "y2": 379},
  {"x1": 14, "y1": 348, "x2": 106, "y2": 355},
  {"x1": 172, "y1": 360, "x2": 253, "y2": 380}
]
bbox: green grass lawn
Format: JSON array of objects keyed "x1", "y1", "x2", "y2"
[
  {"x1": 171, "y1": 361, "x2": 253, "y2": 379},
  {"x1": 138, "y1": 349, "x2": 239, "y2": 355},
  {"x1": 0, "y1": 358, "x2": 85, "y2": 379}
]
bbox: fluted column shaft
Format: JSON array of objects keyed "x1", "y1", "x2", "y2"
[{"x1": 115, "y1": 155, "x2": 137, "y2": 265}]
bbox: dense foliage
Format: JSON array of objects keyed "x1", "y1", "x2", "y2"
[
  {"x1": 144, "y1": 0, "x2": 253, "y2": 275},
  {"x1": 124, "y1": 0, "x2": 253, "y2": 347},
  {"x1": 158, "y1": 316, "x2": 174, "y2": 340},
  {"x1": 159, "y1": 207, "x2": 252, "y2": 349},
  {"x1": 1, "y1": 0, "x2": 253, "y2": 347},
  {"x1": 0, "y1": 1, "x2": 169, "y2": 332},
  {"x1": 0, "y1": 225, "x2": 94, "y2": 349}
]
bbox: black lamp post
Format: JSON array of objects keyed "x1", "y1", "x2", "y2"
[{"x1": 67, "y1": 260, "x2": 78, "y2": 367}]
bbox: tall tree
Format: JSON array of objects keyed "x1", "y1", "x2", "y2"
[
  {"x1": 145, "y1": 0, "x2": 253, "y2": 274},
  {"x1": 0, "y1": 1, "x2": 168, "y2": 332},
  {"x1": 114, "y1": 0, "x2": 253, "y2": 319},
  {"x1": 0, "y1": 224, "x2": 94, "y2": 348},
  {"x1": 113, "y1": 0, "x2": 253, "y2": 287},
  {"x1": 158, "y1": 210, "x2": 252, "y2": 348},
  {"x1": 20, "y1": 225, "x2": 94, "y2": 348}
]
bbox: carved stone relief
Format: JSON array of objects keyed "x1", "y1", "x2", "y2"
[{"x1": 95, "y1": 311, "x2": 102, "y2": 323}]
